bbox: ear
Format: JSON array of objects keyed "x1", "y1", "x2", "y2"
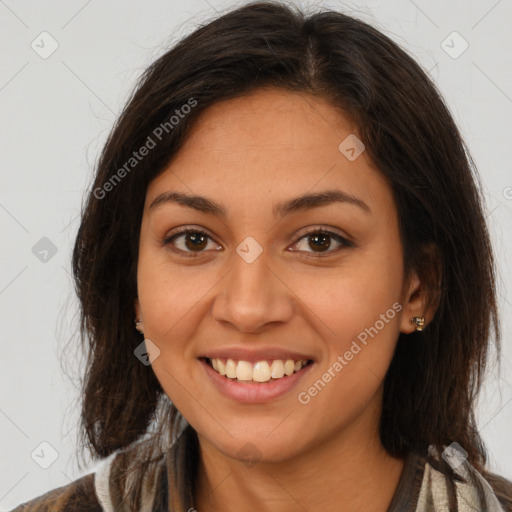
[{"x1": 399, "y1": 243, "x2": 442, "y2": 334}]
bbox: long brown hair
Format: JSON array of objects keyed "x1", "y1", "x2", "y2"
[{"x1": 71, "y1": 1, "x2": 511, "y2": 509}]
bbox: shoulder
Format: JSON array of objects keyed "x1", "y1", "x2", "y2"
[
  {"x1": 416, "y1": 446, "x2": 512, "y2": 512},
  {"x1": 8, "y1": 436, "x2": 172, "y2": 512},
  {"x1": 7, "y1": 473, "x2": 101, "y2": 512},
  {"x1": 8, "y1": 447, "x2": 124, "y2": 512}
]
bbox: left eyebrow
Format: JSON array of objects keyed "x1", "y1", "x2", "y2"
[
  {"x1": 273, "y1": 189, "x2": 371, "y2": 217},
  {"x1": 148, "y1": 189, "x2": 371, "y2": 218}
]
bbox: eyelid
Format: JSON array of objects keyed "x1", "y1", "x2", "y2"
[
  {"x1": 293, "y1": 225, "x2": 352, "y2": 244},
  {"x1": 164, "y1": 224, "x2": 216, "y2": 240}
]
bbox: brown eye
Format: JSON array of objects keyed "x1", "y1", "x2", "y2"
[
  {"x1": 183, "y1": 231, "x2": 208, "y2": 251},
  {"x1": 308, "y1": 233, "x2": 332, "y2": 252},
  {"x1": 163, "y1": 227, "x2": 352, "y2": 258},
  {"x1": 290, "y1": 229, "x2": 352, "y2": 255},
  {"x1": 163, "y1": 229, "x2": 221, "y2": 257}
]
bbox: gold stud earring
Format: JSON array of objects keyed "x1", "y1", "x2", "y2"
[{"x1": 410, "y1": 316, "x2": 425, "y2": 331}]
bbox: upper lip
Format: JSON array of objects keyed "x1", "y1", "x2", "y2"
[{"x1": 200, "y1": 347, "x2": 315, "y2": 363}]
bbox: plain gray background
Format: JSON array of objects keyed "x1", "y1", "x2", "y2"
[{"x1": 1, "y1": 0, "x2": 511, "y2": 508}]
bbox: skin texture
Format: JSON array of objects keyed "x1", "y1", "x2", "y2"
[{"x1": 134, "y1": 87, "x2": 437, "y2": 511}]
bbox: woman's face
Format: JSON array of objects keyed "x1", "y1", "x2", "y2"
[{"x1": 135, "y1": 87, "x2": 421, "y2": 463}]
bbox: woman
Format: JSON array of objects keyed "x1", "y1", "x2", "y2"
[{"x1": 10, "y1": 1, "x2": 512, "y2": 511}]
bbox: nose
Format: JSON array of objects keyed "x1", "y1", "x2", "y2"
[{"x1": 211, "y1": 247, "x2": 295, "y2": 334}]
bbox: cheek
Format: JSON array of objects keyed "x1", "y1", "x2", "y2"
[
  {"x1": 295, "y1": 283, "x2": 402, "y2": 434},
  {"x1": 293, "y1": 247, "x2": 403, "y2": 346},
  {"x1": 136, "y1": 248, "x2": 202, "y2": 348},
  {"x1": 136, "y1": 254, "x2": 206, "y2": 408},
  {"x1": 291, "y1": 242, "x2": 404, "y2": 405}
]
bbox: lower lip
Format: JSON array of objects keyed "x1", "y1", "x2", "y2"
[{"x1": 200, "y1": 358, "x2": 314, "y2": 404}]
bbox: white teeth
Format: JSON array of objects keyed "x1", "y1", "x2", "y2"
[
  {"x1": 236, "y1": 360, "x2": 253, "y2": 381},
  {"x1": 225, "y1": 358, "x2": 237, "y2": 379},
  {"x1": 253, "y1": 361, "x2": 271, "y2": 382},
  {"x1": 270, "y1": 360, "x2": 285, "y2": 378},
  {"x1": 284, "y1": 359, "x2": 295, "y2": 376},
  {"x1": 208, "y1": 357, "x2": 309, "y2": 382}
]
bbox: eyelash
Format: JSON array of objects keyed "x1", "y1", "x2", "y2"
[{"x1": 161, "y1": 226, "x2": 353, "y2": 258}]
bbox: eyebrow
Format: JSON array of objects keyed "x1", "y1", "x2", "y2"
[{"x1": 148, "y1": 189, "x2": 371, "y2": 218}]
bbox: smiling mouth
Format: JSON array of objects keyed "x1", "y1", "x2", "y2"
[{"x1": 202, "y1": 357, "x2": 313, "y2": 383}]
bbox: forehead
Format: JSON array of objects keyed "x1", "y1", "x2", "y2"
[
  {"x1": 145, "y1": 87, "x2": 393, "y2": 219},
  {"x1": 176, "y1": 87, "x2": 355, "y2": 154}
]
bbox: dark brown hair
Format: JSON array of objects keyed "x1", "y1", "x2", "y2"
[{"x1": 71, "y1": 1, "x2": 512, "y2": 509}]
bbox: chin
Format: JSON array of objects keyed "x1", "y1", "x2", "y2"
[{"x1": 198, "y1": 427, "x2": 308, "y2": 466}]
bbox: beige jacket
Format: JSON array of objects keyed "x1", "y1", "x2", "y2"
[{"x1": 10, "y1": 427, "x2": 512, "y2": 511}]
